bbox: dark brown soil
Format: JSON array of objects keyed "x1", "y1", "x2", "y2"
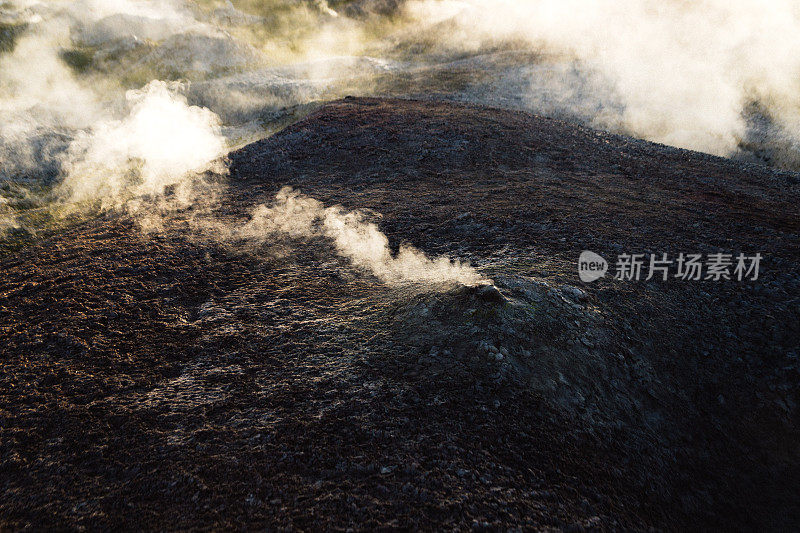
[{"x1": 1, "y1": 97, "x2": 798, "y2": 531}]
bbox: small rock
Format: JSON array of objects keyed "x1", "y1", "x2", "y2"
[
  {"x1": 562, "y1": 286, "x2": 587, "y2": 301},
  {"x1": 476, "y1": 284, "x2": 506, "y2": 304}
]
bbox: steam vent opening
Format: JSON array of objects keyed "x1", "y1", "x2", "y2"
[{"x1": 1, "y1": 2, "x2": 799, "y2": 531}]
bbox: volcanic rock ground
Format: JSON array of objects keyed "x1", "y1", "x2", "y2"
[{"x1": 1, "y1": 98, "x2": 799, "y2": 531}]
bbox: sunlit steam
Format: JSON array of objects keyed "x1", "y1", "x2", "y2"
[
  {"x1": 5, "y1": 0, "x2": 800, "y2": 192},
  {"x1": 403, "y1": 0, "x2": 800, "y2": 160},
  {"x1": 237, "y1": 187, "x2": 486, "y2": 286},
  {"x1": 58, "y1": 81, "x2": 227, "y2": 209}
]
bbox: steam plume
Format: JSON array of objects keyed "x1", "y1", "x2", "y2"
[
  {"x1": 237, "y1": 187, "x2": 486, "y2": 286},
  {"x1": 58, "y1": 81, "x2": 227, "y2": 209}
]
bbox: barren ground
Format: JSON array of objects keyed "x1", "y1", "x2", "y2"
[{"x1": 1, "y1": 98, "x2": 799, "y2": 530}]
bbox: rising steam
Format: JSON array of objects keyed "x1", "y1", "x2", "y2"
[
  {"x1": 0, "y1": 0, "x2": 484, "y2": 286},
  {"x1": 58, "y1": 81, "x2": 227, "y2": 209},
  {"x1": 6, "y1": 0, "x2": 800, "y2": 187},
  {"x1": 402, "y1": 0, "x2": 800, "y2": 161},
  {"x1": 0, "y1": 0, "x2": 230, "y2": 207},
  {"x1": 235, "y1": 187, "x2": 486, "y2": 286}
]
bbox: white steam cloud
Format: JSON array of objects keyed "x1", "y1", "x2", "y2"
[
  {"x1": 5, "y1": 0, "x2": 800, "y2": 195},
  {"x1": 235, "y1": 187, "x2": 486, "y2": 286},
  {"x1": 58, "y1": 81, "x2": 227, "y2": 208},
  {"x1": 0, "y1": 0, "x2": 229, "y2": 212},
  {"x1": 403, "y1": 0, "x2": 800, "y2": 160}
]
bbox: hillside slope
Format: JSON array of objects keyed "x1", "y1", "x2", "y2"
[{"x1": 1, "y1": 98, "x2": 798, "y2": 530}]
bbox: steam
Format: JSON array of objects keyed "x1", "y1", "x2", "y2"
[
  {"x1": 5, "y1": 0, "x2": 800, "y2": 199},
  {"x1": 0, "y1": 5, "x2": 103, "y2": 183},
  {"x1": 0, "y1": 1, "x2": 230, "y2": 212},
  {"x1": 235, "y1": 187, "x2": 485, "y2": 286},
  {"x1": 402, "y1": 0, "x2": 800, "y2": 159},
  {"x1": 58, "y1": 81, "x2": 227, "y2": 209}
]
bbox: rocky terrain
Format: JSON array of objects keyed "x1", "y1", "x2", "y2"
[{"x1": 1, "y1": 97, "x2": 798, "y2": 530}]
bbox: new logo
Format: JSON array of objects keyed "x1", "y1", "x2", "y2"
[{"x1": 578, "y1": 250, "x2": 608, "y2": 282}]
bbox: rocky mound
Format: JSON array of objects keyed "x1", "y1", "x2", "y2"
[{"x1": 1, "y1": 98, "x2": 798, "y2": 530}]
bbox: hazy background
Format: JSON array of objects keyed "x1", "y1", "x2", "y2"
[{"x1": 2, "y1": 0, "x2": 800, "y2": 234}]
